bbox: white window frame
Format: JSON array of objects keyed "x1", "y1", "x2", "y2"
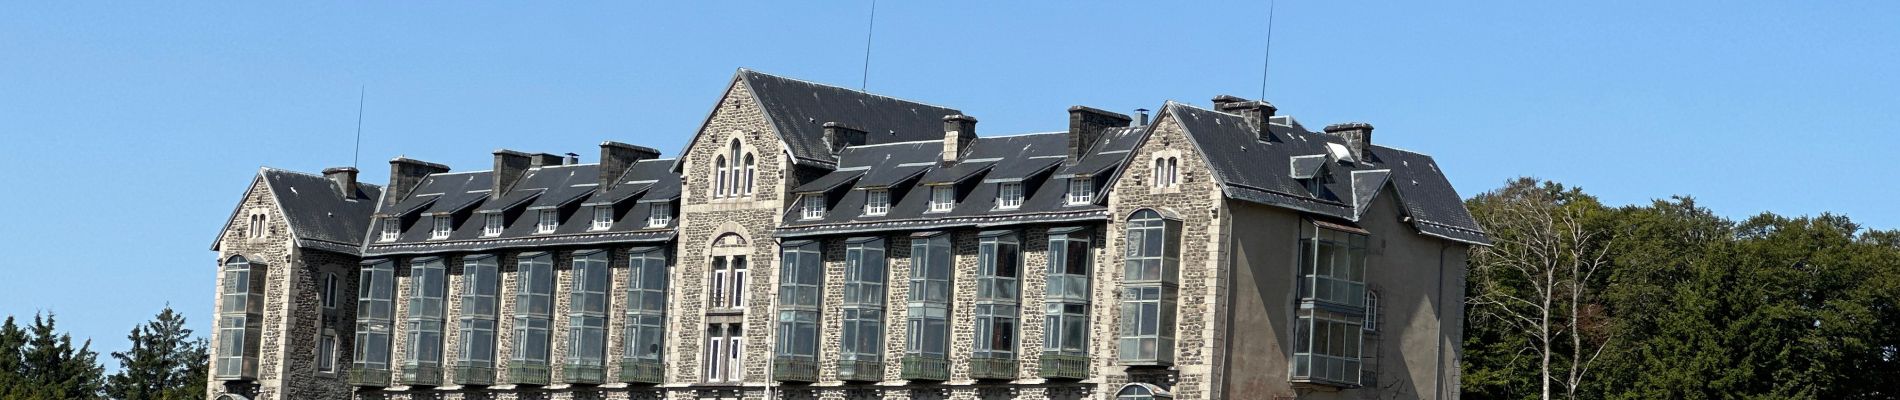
[
  {"x1": 646, "y1": 204, "x2": 672, "y2": 227},
  {"x1": 379, "y1": 217, "x2": 400, "y2": 242},
  {"x1": 714, "y1": 155, "x2": 729, "y2": 198},
  {"x1": 591, "y1": 205, "x2": 614, "y2": 231},
  {"x1": 320, "y1": 272, "x2": 339, "y2": 310},
  {"x1": 430, "y1": 215, "x2": 452, "y2": 240},
  {"x1": 535, "y1": 209, "x2": 558, "y2": 234},
  {"x1": 1067, "y1": 177, "x2": 1094, "y2": 205},
  {"x1": 704, "y1": 323, "x2": 744, "y2": 382},
  {"x1": 317, "y1": 331, "x2": 338, "y2": 374},
  {"x1": 927, "y1": 185, "x2": 955, "y2": 213},
  {"x1": 863, "y1": 189, "x2": 890, "y2": 216},
  {"x1": 801, "y1": 195, "x2": 826, "y2": 220},
  {"x1": 996, "y1": 182, "x2": 1024, "y2": 210},
  {"x1": 482, "y1": 213, "x2": 503, "y2": 237}
]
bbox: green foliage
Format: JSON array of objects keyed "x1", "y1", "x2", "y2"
[
  {"x1": 1463, "y1": 178, "x2": 1900, "y2": 400},
  {"x1": 105, "y1": 306, "x2": 208, "y2": 400},
  {"x1": 0, "y1": 312, "x2": 105, "y2": 400}
]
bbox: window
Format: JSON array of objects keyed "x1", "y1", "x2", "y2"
[
  {"x1": 776, "y1": 242, "x2": 823, "y2": 364},
  {"x1": 215, "y1": 256, "x2": 262, "y2": 379},
  {"x1": 840, "y1": 239, "x2": 885, "y2": 363},
  {"x1": 927, "y1": 186, "x2": 954, "y2": 213},
  {"x1": 1120, "y1": 210, "x2": 1180, "y2": 364},
  {"x1": 535, "y1": 209, "x2": 558, "y2": 234},
  {"x1": 906, "y1": 233, "x2": 952, "y2": 358},
  {"x1": 996, "y1": 183, "x2": 1024, "y2": 210},
  {"x1": 974, "y1": 232, "x2": 1021, "y2": 361},
  {"x1": 1115, "y1": 384, "x2": 1172, "y2": 400},
  {"x1": 703, "y1": 323, "x2": 743, "y2": 382},
  {"x1": 1292, "y1": 224, "x2": 1370, "y2": 386},
  {"x1": 511, "y1": 253, "x2": 554, "y2": 368},
  {"x1": 646, "y1": 203, "x2": 672, "y2": 227},
  {"x1": 709, "y1": 234, "x2": 749, "y2": 310},
  {"x1": 404, "y1": 258, "x2": 447, "y2": 375},
  {"x1": 1044, "y1": 229, "x2": 1091, "y2": 357},
  {"x1": 1067, "y1": 178, "x2": 1094, "y2": 205},
  {"x1": 482, "y1": 213, "x2": 503, "y2": 237},
  {"x1": 317, "y1": 331, "x2": 338, "y2": 374},
  {"x1": 567, "y1": 251, "x2": 610, "y2": 374},
  {"x1": 379, "y1": 217, "x2": 399, "y2": 242},
  {"x1": 1167, "y1": 157, "x2": 1179, "y2": 186},
  {"x1": 1364, "y1": 290, "x2": 1379, "y2": 332},
  {"x1": 801, "y1": 195, "x2": 826, "y2": 220},
  {"x1": 320, "y1": 272, "x2": 339, "y2": 310},
  {"x1": 623, "y1": 249, "x2": 669, "y2": 365},
  {"x1": 353, "y1": 260, "x2": 395, "y2": 376},
  {"x1": 1153, "y1": 157, "x2": 1179, "y2": 188},
  {"x1": 430, "y1": 215, "x2": 452, "y2": 240},
  {"x1": 714, "y1": 155, "x2": 728, "y2": 198},
  {"x1": 743, "y1": 153, "x2": 756, "y2": 195},
  {"x1": 247, "y1": 212, "x2": 267, "y2": 239},
  {"x1": 591, "y1": 206, "x2": 613, "y2": 231},
  {"x1": 863, "y1": 189, "x2": 890, "y2": 216},
  {"x1": 456, "y1": 256, "x2": 499, "y2": 373}
]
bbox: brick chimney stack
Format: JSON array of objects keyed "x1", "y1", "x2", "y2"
[
  {"x1": 1324, "y1": 122, "x2": 1376, "y2": 162},
  {"x1": 942, "y1": 115, "x2": 978, "y2": 162},
  {"x1": 599, "y1": 141, "x2": 660, "y2": 189},
  {"x1": 386, "y1": 157, "x2": 450, "y2": 209},
  {"x1": 492, "y1": 150, "x2": 531, "y2": 200},
  {"x1": 322, "y1": 167, "x2": 359, "y2": 198},
  {"x1": 1213, "y1": 95, "x2": 1277, "y2": 142},
  {"x1": 1067, "y1": 106, "x2": 1132, "y2": 163},
  {"x1": 824, "y1": 122, "x2": 868, "y2": 155}
]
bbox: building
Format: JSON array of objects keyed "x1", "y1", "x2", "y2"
[{"x1": 207, "y1": 69, "x2": 1488, "y2": 400}]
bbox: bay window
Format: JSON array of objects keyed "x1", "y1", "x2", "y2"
[
  {"x1": 509, "y1": 253, "x2": 554, "y2": 385},
  {"x1": 972, "y1": 231, "x2": 1020, "y2": 379},
  {"x1": 1291, "y1": 223, "x2": 1370, "y2": 386},
  {"x1": 838, "y1": 238, "x2": 885, "y2": 381},
  {"x1": 454, "y1": 255, "x2": 499, "y2": 385},
  {"x1": 774, "y1": 241, "x2": 823, "y2": 382},
  {"x1": 215, "y1": 256, "x2": 262, "y2": 380},
  {"x1": 903, "y1": 233, "x2": 952, "y2": 380},
  {"x1": 564, "y1": 250, "x2": 610, "y2": 383},
  {"x1": 1119, "y1": 210, "x2": 1179, "y2": 365},
  {"x1": 621, "y1": 248, "x2": 668, "y2": 383},
  {"x1": 400, "y1": 257, "x2": 446, "y2": 385},
  {"x1": 350, "y1": 260, "x2": 394, "y2": 386},
  {"x1": 1042, "y1": 228, "x2": 1092, "y2": 378}
]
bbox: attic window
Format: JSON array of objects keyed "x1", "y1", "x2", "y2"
[
  {"x1": 482, "y1": 214, "x2": 503, "y2": 237},
  {"x1": 864, "y1": 189, "x2": 890, "y2": 216},
  {"x1": 591, "y1": 205, "x2": 614, "y2": 231},
  {"x1": 1067, "y1": 178, "x2": 1094, "y2": 205},
  {"x1": 1302, "y1": 167, "x2": 1334, "y2": 198},
  {"x1": 996, "y1": 182, "x2": 1024, "y2": 210},
  {"x1": 430, "y1": 215, "x2": 452, "y2": 240},
  {"x1": 379, "y1": 218, "x2": 399, "y2": 242},
  {"x1": 535, "y1": 209, "x2": 558, "y2": 234},
  {"x1": 647, "y1": 204, "x2": 672, "y2": 227},
  {"x1": 801, "y1": 195, "x2": 826, "y2": 220},
  {"x1": 928, "y1": 186, "x2": 955, "y2": 213}
]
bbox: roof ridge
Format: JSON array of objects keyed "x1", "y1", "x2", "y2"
[
  {"x1": 740, "y1": 68, "x2": 964, "y2": 113},
  {"x1": 976, "y1": 131, "x2": 1066, "y2": 139},
  {"x1": 260, "y1": 166, "x2": 386, "y2": 188}
]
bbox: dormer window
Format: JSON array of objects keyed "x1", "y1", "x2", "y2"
[
  {"x1": 482, "y1": 213, "x2": 503, "y2": 237},
  {"x1": 928, "y1": 186, "x2": 955, "y2": 213},
  {"x1": 647, "y1": 204, "x2": 672, "y2": 227},
  {"x1": 801, "y1": 195, "x2": 826, "y2": 220},
  {"x1": 379, "y1": 218, "x2": 399, "y2": 242},
  {"x1": 1302, "y1": 167, "x2": 1333, "y2": 198},
  {"x1": 864, "y1": 189, "x2": 890, "y2": 216},
  {"x1": 591, "y1": 205, "x2": 614, "y2": 231},
  {"x1": 430, "y1": 215, "x2": 452, "y2": 240},
  {"x1": 1067, "y1": 178, "x2": 1094, "y2": 205},
  {"x1": 996, "y1": 182, "x2": 1024, "y2": 210},
  {"x1": 535, "y1": 209, "x2": 558, "y2": 234}
]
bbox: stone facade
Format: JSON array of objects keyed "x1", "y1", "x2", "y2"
[{"x1": 207, "y1": 70, "x2": 1480, "y2": 400}]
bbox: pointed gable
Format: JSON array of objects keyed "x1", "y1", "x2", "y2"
[{"x1": 737, "y1": 69, "x2": 963, "y2": 167}]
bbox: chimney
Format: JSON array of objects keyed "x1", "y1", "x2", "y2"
[
  {"x1": 599, "y1": 141, "x2": 661, "y2": 189},
  {"x1": 1212, "y1": 95, "x2": 1277, "y2": 142},
  {"x1": 322, "y1": 167, "x2": 359, "y2": 198},
  {"x1": 942, "y1": 114, "x2": 978, "y2": 162},
  {"x1": 823, "y1": 122, "x2": 868, "y2": 155},
  {"x1": 492, "y1": 149, "x2": 532, "y2": 200},
  {"x1": 1135, "y1": 108, "x2": 1150, "y2": 126},
  {"x1": 1067, "y1": 106, "x2": 1132, "y2": 163},
  {"x1": 386, "y1": 157, "x2": 450, "y2": 209},
  {"x1": 530, "y1": 153, "x2": 565, "y2": 167},
  {"x1": 565, "y1": 152, "x2": 580, "y2": 165},
  {"x1": 1324, "y1": 122, "x2": 1375, "y2": 162}
]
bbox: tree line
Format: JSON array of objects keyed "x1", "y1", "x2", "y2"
[
  {"x1": 0, "y1": 307, "x2": 206, "y2": 400},
  {"x1": 1462, "y1": 178, "x2": 1900, "y2": 399}
]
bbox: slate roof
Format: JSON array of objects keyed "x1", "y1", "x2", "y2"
[
  {"x1": 1163, "y1": 102, "x2": 1490, "y2": 245},
  {"x1": 777, "y1": 127, "x2": 1149, "y2": 238},
  {"x1": 212, "y1": 168, "x2": 384, "y2": 255},
  {"x1": 727, "y1": 69, "x2": 965, "y2": 168},
  {"x1": 364, "y1": 158, "x2": 681, "y2": 257}
]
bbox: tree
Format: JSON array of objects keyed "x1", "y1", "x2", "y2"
[
  {"x1": 1463, "y1": 178, "x2": 1618, "y2": 400},
  {"x1": 8, "y1": 312, "x2": 105, "y2": 400},
  {"x1": 106, "y1": 306, "x2": 208, "y2": 400}
]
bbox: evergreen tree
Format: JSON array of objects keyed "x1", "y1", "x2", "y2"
[
  {"x1": 13, "y1": 312, "x2": 104, "y2": 399},
  {"x1": 0, "y1": 316, "x2": 30, "y2": 398},
  {"x1": 106, "y1": 306, "x2": 207, "y2": 400}
]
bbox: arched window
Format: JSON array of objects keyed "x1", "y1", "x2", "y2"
[
  {"x1": 216, "y1": 255, "x2": 262, "y2": 379},
  {"x1": 714, "y1": 156, "x2": 728, "y2": 198},
  {"x1": 1114, "y1": 383, "x2": 1173, "y2": 400},
  {"x1": 1166, "y1": 157, "x2": 1179, "y2": 186},
  {"x1": 1120, "y1": 210, "x2": 1179, "y2": 365},
  {"x1": 742, "y1": 153, "x2": 756, "y2": 195},
  {"x1": 728, "y1": 139, "x2": 744, "y2": 197},
  {"x1": 1152, "y1": 158, "x2": 1165, "y2": 188}
]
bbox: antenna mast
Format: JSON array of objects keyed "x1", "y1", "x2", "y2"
[
  {"x1": 861, "y1": 0, "x2": 878, "y2": 91},
  {"x1": 1259, "y1": 0, "x2": 1276, "y2": 100},
  {"x1": 353, "y1": 86, "x2": 366, "y2": 169}
]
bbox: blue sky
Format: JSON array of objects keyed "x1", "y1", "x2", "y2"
[{"x1": 2, "y1": 2, "x2": 1895, "y2": 364}]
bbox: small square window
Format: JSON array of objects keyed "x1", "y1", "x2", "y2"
[
  {"x1": 996, "y1": 182, "x2": 1024, "y2": 210},
  {"x1": 430, "y1": 215, "x2": 452, "y2": 240},
  {"x1": 928, "y1": 186, "x2": 955, "y2": 213},
  {"x1": 864, "y1": 189, "x2": 890, "y2": 216},
  {"x1": 535, "y1": 209, "x2": 559, "y2": 234},
  {"x1": 1067, "y1": 178, "x2": 1094, "y2": 205},
  {"x1": 647, "y1": 204, "x2": 672, "y2": 228},
  {"x1": 482, "y1": 213, "x2": 504, "y2": 237},
  {"x1": 801, "y1": 195, "x2": 826, "y2": 220},
  {"x1": 591, "y1": 206, "x2": 614, "y2": 231},
  {"x1": 379, "y1": 218, "x2": 400, "y2": 242}
]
